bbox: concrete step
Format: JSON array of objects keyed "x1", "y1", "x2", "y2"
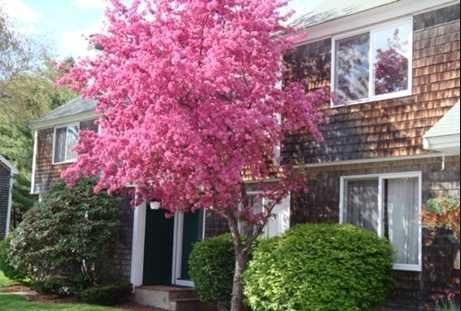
[{"x1": 134, "y1": 286, "x2": 200, "y2": 311}]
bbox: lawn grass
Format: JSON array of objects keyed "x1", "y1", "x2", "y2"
[
  {"x1": 0, "y1": 294, "x2": 124, "y2": 310},
  {"x1": 0, "y1": 270, "x2": 16, "y2": 288}
]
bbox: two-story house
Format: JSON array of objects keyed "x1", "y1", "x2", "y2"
[
  {"x1": 283, "y1": 0, "x2": 460, "y2": 309},
  {"x1": 29, "y1": 0, "x2": 460, "y2": 310}
]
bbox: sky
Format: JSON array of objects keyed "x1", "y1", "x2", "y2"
[{"x1": 0, "y1": 0, "x2": 319, "y2": 59}]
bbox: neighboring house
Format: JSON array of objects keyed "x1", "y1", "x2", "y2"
[
  {"x1": 29, "y1": 0, "x2": 461, "y2": 310},
  {"x1": 0, "y1": 155, "x2": 17, "y2": 240},
  {"x1": 283, "y1": 0, "x2": 460, "y2": 309}
]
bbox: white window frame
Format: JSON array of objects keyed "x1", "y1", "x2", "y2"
[
  {"x1": 52, "y1": 123, "x2": 80, "y2": 165},
  {"x1": 339, "y1": 171, "x2": 423, "y2": 272},
  {"x1": 331, "y1": 16, "x2": 413, "y2": 107}
]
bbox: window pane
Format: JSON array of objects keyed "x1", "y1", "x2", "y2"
[
  {"x1": 386, "y1": 178, "x2": 419, "y2": 266},
  {"x1": 335, "y1": 33, "x2": 370, "y2": 103},
  {"x1": 65, "y1": 126, "x2": 79, "y2": 161},
  {"x1": 373, "y1": 23, "x2": 411, "y2": 95},
  {"x1": 54, "y1": 127, "x2": 67, "y2": 163},
  {"x1": 80, "y1": 119, "x2": 98, "y2": 132},
  {"x1": 344, "y1": 179, "x2": 379, "y2": 233}
]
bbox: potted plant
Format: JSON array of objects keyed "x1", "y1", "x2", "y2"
[{"x1": 423, "y1": 197, "x2": 460, "y2": 270}]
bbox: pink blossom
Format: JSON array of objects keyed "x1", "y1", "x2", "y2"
[{"x1": 60, "y1": 0, "x2": 326, "y2": 221}]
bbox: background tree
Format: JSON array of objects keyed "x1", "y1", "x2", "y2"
[
  {"x1": 1, "y1": 7, "x2": 75, "y2": 226},
  {"x1": 60, "y1": 1, "x2": 326, "y2": 310}
]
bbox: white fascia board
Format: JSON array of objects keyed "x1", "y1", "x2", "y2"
[
  {"x1": 30, "y1": 111, "x2": 99, "y2": 130},
  {"x1": 293, "y1": 0, "x2": 459, "y2": 46},
  {"x1": 424, "y1": 135, "x2": 461, "y2": 155}
]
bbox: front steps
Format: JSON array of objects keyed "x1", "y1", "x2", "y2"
[{"x1": 134, "y1": 286, "x2": 216, "y2": 311}]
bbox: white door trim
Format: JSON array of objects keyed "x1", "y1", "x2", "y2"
[{"x1": 130, "y1": 202, "x2": 147, "y2": 287}]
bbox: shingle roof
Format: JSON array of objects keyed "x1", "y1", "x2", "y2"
[
  {"x1": 30, "y1": 97, "x2": 97, "y2": 128},
  {"x1": 291, "y1": 0, "x2": 400, "y2": 29}
]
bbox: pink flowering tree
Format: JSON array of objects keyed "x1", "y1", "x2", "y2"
[{"x1": 60, "y1": 1, "x2": 325, "y2": 310}]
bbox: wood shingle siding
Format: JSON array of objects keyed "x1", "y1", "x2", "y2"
[
  {"x1": 292, "y1": 156, "x2": 461, "y2": 309},
  {"x1": 283, "y1": 5, "x2": 460, "y2": 165},
  {"x1": 0, "y1": 165, "x2": 11, "y2": 239}
]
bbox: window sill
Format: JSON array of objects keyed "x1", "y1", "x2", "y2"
[
  {"x1": 331, "y1": 90, "x2": 412, "y2": 108},
  {"x1": 393, "y1": 264, "x2": 422, "y2": 272},
  {"x1": 52, "y1": 159, "x2": 78, "y2": 166}
]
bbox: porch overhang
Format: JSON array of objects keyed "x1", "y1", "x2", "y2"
[{"x1": 423, "y1": 102, "x2": 460, "y2": 155}]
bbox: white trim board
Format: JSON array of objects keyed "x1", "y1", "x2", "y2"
[
  {"x1": 30, "y1": 111, "x2": 98, "y2": 130},
  {"x1": 130, "y1": 202, "x2": 147, "y2": 287},
  {"x1": 293, "y1": 153, "x2": 457, "y2": 169},
  {"x1": 293, "y1": 0, "x2": 459, "y2": 47},
  {"x1": 339, "y1": 171, "x2": 423, "y2": 272},
  {"x1": 30, "y1": 130, "x2": 38, "y2": 194}
]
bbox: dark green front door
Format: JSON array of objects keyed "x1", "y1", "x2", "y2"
[
  {"x1": 179, "y1": 211, "x2": 204, "y2": 281},
  {"x1": 143, "y1": 207, "x2": 175, "y2": 285}
]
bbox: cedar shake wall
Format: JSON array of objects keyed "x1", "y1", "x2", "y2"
[
  {"x1": 283, "y1": 5, "x2": 460, "y2": 164},
  {"x1": 292, "y1": 156, "x2": 460, "y2": 309},
  {"x1": 204, "y1": 212, "x2": 228, "y2": 238},
  {"x1": 34, "y1": 128, "x2": 66, "y2": 194},
  {"x1": 112, "y1": 198, "x2": 134, "y2": 282},
  {"x1": 0, "y1": 165, "x2": 11, "y2": 239},
  {"x1": 33, "y1": 122, "x2": 133, "y2": 282}
]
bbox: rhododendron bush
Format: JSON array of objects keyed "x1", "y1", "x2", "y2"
[{"x1": 60, "y1": 1, "x2": 325, "y2": 310}]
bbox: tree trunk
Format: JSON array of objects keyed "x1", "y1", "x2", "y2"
[{"x1": 230, "y1": 247, "x2": 249, "y2": 311}]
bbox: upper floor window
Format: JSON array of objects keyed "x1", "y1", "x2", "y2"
[
  {"x1": 52, "y1": 120, "x2": 98, "y2": 165},
  {"x1": 332, "y1": 18, "x2": 413, "y2": 107},
  {"x1": 53, "y1": 124, "x2": 79, "y2": 164}
]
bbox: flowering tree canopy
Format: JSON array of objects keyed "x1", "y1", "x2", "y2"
[
  {"x1": 61, "y1": 1, "x2": 326, "y2": 309},
  {"x1": 61, "y1": 0, "x2": 324, "y2": 220}
]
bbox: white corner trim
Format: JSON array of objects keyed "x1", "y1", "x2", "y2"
[
  {"x1": 5, "y1": 173, "x2": 14, "y2": 237},
  {"x1": 130, "y1": 202, "x2": 147, "y2": 287},
  {"x1": 30, "y1": 130, "x2": 38, "y2": 194}
]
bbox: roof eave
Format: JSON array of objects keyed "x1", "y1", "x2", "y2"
[
  {"x1": 30, "y1": 110, "x2": 99, "y2": 130},
  {"x1": 0, "y1": 155, "x2": 19, "y2": 175}
]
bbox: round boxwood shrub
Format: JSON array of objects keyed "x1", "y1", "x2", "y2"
[
  {"x1": 244, "y1": 224, "x2": 394, "y2": 311},
  {"x1": 189, "y1": 234, "x2": 235, "y2": 310}
]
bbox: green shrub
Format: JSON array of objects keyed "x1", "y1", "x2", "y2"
[
  {"x1": 244, "y1": 224, "x2": 394, "y2": 311},
  {"x1": 80, "y1": 283, "x2": 132, "y2": 306},
  {"x1": 189, "y1": 234, "x2": 235, "y2": 310},
  {"x1": 0, "y1": 237, "x2": 25, "y2": 281},
  {"x1": 8, "y1": 178, "x2": 121, "y2": 295}
]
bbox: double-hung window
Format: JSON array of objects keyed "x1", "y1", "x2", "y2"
[
  {"x1": 332, "y1": 18, "x2": 413, "y2": 106},
  {"x1": 52, "y1": 119, "x2": 98, "y2": 165},
  {"x1": 340, "y1": 172, "x2": 422, "y2": 271},
  {"x1": 53, "y1": 124, "x2": 80, "y2": 164}
]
